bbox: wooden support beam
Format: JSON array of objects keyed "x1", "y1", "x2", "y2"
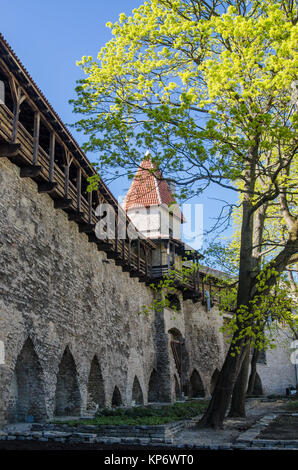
[
  {"x1": 38, "y1": 181, "x2": 57, "y2": 193},
  {"x1": 121, "y1": 239, "x2": 125, "y2": 261},
  {"x1": 88, "y1": 233, "x2": 112, "y2": 248},
  {"x1": 137, "y1": 239, "x2": 141, "y2": 272},
  {"x1": 122, "y1": 266, "x2": 132, "y2": 273},
  {"x1": 114, "y1": 219, "x2": 118, "y2": 255},
  {"x1": 193, "y1": 266, "x2": 197, "y2": 293},
  {"x1": 20, "y1": 165, "x2": 41, "y2": 178},
  {"x1": 201, "y1": 282, "x2": 205, "y2": 305},
  {"x1": 78, "y1": 223, "x2": 95, "y2": 234},
  {"x1": 68, "y1": 211, "x2": 84, "y2": 222},
  {"x1": 115, "y1": 259, "x2": 126, "y2": 266},
  {"x1": 130, "y1": 271, "x2": 140, "y2": 278},
  {"x1": 32, "y1": 111, "x2": 40, "y2": 165},
  {"x1": 128, "y1": 240, "x2": 131, "y2": 267},
  {"x1": 9, "y1": 75, "x2": 18, "y2": 104},
  {"x1": 11, "y1": 96, "x2": 20, "y2": 143},
  {"x1": 88, "y1": 233, "x2": 100, "y2": 244},
  {"x1": 76, "y1": 167, "x2": 81, "y2": 212},
  {"x1": 0, "y1": 143, "x2": 21, "y2": 157},
  {"x1": 88, "y1": 190, "x2": 93, "y2": 224},
  {"x1": 64, "y1": 164, "x2": 70, "y2": 198},
  {"x1": 106, "y1": 252, "x2": 118, "y2": 260},
  {"x1": 96, "y1": 244, "x2": 113, "y2": 253},
  {"x1": 54, "y1": 198, "x2": 72, "y2": 209},
  {"x1": 10, "y1": 81, "x2": 26, "y2": 144},
  {"x1": 49, "y1": 132, "x2": 55, "y2": 182},
  {"x1": 182, "y1": 292, "x2": 194, "y2": 301},
  {"x1": 145, "y1": 247, "x2": 149, "y2": 279}
]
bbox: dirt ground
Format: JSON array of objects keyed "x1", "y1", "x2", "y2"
[
  {"x1": 173, "y1": 399, "x2": 287, "y2": 446},
  {"x1": 258, "y1": 415, "x2": 298, "y2": 440}
]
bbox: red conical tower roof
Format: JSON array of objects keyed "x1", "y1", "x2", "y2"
[{"x1": 123, "y1": 156, "x2": 185, "y2": 222}]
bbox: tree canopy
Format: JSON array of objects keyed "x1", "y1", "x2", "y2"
[{"x1": 72, "y1": 0, "x2": 297, "y2": 199}]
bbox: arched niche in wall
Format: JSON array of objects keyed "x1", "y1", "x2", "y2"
[
  {"x1": 148, "y1": 369, "x2": 160, "y2": 403},
  {"x1": 168, "y1": 328, "x2": 183, "y2": 378},
  {"x1": 111, "y1": 386, "x2": 122, "y2": 407},
  {"x1": 251, "y1": 372, "x2": 263, "y2": 396},
  {"x1": 7, "y1": 338, "x2": 47, "y2": 423},
  {"x1": 87, "y1": 356, "x2": 105, "y2": 411},
  {"x1": 132, "y1": 376, "x2": 144, "y2": 405},
  {"x1": 189, "y1": 369, "x2": 205, "y2": 398},
  {"x1": 54, "y1": 346, "x2": 81, "y2": 416}
]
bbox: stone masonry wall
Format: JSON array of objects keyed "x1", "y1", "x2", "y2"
[
  {"x1": 256, "y1": 326, "x2": 296, "y2": 396},
  {"x1": 0, "y1": 158, "x2": 158, "y2": 423},
  {"x1": 183, "y1": 301, "x2": 227, "y2": 397}
]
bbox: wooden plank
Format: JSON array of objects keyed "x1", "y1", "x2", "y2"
[
  {"x1": 130, "y1": 271, "x2": 140, "y2": 278},
  {"x1": 121, "y1": 239, "x2": 125, "y2": 261},
  {"x1": 88, "y1": 233, "x2": 111, "y2": 246},
  {"x1": 76, "y1": 166, "x2": 81, "y2": 212},
  {"x1": 0, "y1": 143, "x2": 20, "y2": 157},
  {"x1": 137, "y1": 239, "x2": 141, "y2": 271},
  {"x1": 64, "y1": 164, "x2": 70, "y2": 198},
  {"x1": 8, "y1": 75, "x2": 18, "y2": 104},
  {"x1": 54, "y1": 198, "x2": 72, "y2": 209},
  {"x1": 88, "y1": 190, "x2": 92, "y2": 224},
  {"x1": 32, "y1": 111, "x2": 40, "y2": 165},
  {"x1": 68, "y1": 211, "x2": 84, "y2": 222},
  {"x1": 49, "y1": 132, "x2": 55, "y2": 182},
  {"x1": 20, "y1": 165, "x2": 41, "y2": 178},
  {"x1": 145, "y1": 247, "x2": 149, "y2": 278},
  {"x1": 128, "y1": 240, "x2": 131, "y2": 267},
  {"x1": 38, "y1": 181, "x2": 57, "y2": 193},
  {"x1": 11, "y1": 90, "x2": 21, "y2": 143},
  {"x1": 78, "y1": 223, "x2": 95, "y2": 234},
  {"x1": 115, "y1": 257, "x2": 124, "y2": 265}
]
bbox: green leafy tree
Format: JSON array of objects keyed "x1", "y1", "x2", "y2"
[
  {"x1": 71, "y1": 0, "x2": 298, "y2": 428},
  {"x1": 203, "y1": 164, "x2": 297, "y2": 416}
]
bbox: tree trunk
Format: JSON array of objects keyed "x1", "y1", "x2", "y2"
[
  {"x1": 198, "y1": 343, "x2": 249, "y2": 429},
  {"x1": 199, "y1": 156, "x2": 258, "y2": 428},
  {"x1": 247, "y1": 348, "x2": 260, "y2": 396},
  {"x1": 228, "y1": 200, "x2": 268, "y2": 416},
  {"x1": 228, "y1": 347, "x2": 250, "y2": 417}
]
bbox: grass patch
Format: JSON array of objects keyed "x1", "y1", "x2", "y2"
[{"x1": 52, "y1": 400, "x2": 209, "y2": 426}]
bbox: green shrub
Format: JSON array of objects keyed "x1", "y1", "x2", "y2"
[{"x1": 53, "y1": 400, "x2": 209, "y2": 426}]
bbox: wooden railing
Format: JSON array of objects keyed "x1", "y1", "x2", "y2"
[
  {"x1": 151, "y1": 264, "x2": 200, "y2": 293},
  {"x1": 0, "y1": 102, "x2": 152, "y2": 279}
]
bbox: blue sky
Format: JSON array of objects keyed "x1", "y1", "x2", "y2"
[{"x1": 0, "y1": 0, "x2": 237, "y2": 250}]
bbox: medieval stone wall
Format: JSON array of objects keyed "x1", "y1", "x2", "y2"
[
  {"x1": 0, "y1": 157, "x2": 229, "y2": 424},
  {"x1": 183, "y1": 301, "x2": 227, "y2": 397},
  {"x1": 0, "y1": 158, "x2": 158, "y2": 423}
]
